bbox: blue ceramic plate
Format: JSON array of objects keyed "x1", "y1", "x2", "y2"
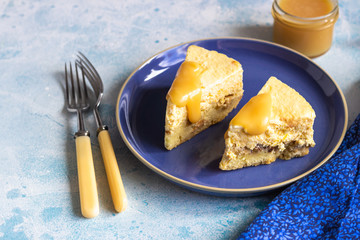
[{"x1": 116, "y1": 38, "x2": 347, "y2": 196}]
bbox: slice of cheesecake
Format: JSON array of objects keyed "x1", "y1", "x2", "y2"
[
  {"x1": 219, "y1": 76, "x2": 316, "y2": 170},
  {"x1": 164, "y1": 45, "x2": 244, "y2": 150}
]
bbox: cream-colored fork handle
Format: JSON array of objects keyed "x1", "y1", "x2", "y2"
[
  {"x1": 98, "y1": 130, "x2": 127, "y2": 213},
  {"x1": 75, "y1": 135, "x2": 99, "y2": 218}
]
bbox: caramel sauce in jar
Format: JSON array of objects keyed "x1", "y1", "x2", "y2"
[{"x1": 272, "y1": 0, "x2": 339, "y2": 58}]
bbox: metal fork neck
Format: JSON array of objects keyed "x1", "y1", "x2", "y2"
[
  {"x1": 75, "y1": 110, "x2": 90, "y2": 137},
  {"x1": 93, "y1": 108, "x2": 103, "y2": 128}
]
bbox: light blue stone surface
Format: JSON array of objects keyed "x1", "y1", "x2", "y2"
[{"x1": 0, "y1": 0, "x2": 359, "y2": 239}]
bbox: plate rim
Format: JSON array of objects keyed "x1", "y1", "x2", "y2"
[{"x1": 115, "y1": 37, "x2": 348, "y2": 195}]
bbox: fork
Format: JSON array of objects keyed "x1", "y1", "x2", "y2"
[
  {"x1": 65, "y1": 62, "x2": 99, "y2": 218},
  {"x1": 76, "y1": 53, "x2": 127, "y2": 213}
]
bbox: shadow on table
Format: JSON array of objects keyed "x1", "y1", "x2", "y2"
[
  {"x1": 236, "y1": 25, "x2": 273, "y2": 42},
  {"x1": 344, "y1": 79, "x2": 360, "y2": 125}
]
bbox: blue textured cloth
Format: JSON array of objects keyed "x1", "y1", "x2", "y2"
[{"x1": 238, "y1": 114, "x2": 360, "y2": 239}]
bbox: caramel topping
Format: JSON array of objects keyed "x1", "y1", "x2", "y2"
[
  {"x1": 167, "y1": 61, "x2": 205, "y2": 123},
  {"x1": 230, "y1": 93, "x2": 272, "y2": 135},
  {"x1": 279, "y1": 0, "x2": 334, "y2": 18}
]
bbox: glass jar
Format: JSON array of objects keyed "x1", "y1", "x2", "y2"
[{"x1": 272, "y1": 0, "x2": 339, "y2": 58}]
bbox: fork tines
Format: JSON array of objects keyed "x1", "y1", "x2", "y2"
[
  {"x1": 75, "y1": 52, "x2": 104, "y2": 94},
  {"x1": 64, "y1": 62, "x2": 89, "y2": 110}
]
